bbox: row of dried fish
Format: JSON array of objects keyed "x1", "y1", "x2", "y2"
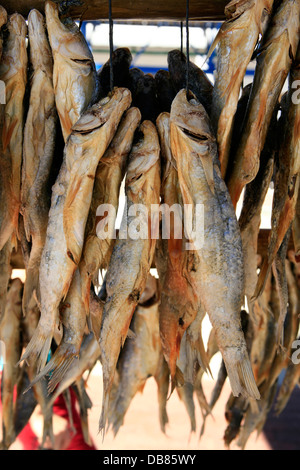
[{"x1": 0, "y1": 0, "x2": 299, "y2": 450}]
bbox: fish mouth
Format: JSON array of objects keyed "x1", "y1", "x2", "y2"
[{"x1": 179, "y1": 126, "x2": 209, "y2": 142}]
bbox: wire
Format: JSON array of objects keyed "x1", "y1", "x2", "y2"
[
  {"x1": 180, "y1": 21, "x2": 183, "y2": 54},
  {"x1": 108, "y1": 0, "x2": 114, "y2": 92},
  {"x1": 186, "y1": 0, "x2": 190, "y2": 97}
]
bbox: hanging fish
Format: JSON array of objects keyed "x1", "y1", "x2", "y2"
[
  {"x1": 170, "y1": 89, "x2": 260, "y2": 401},
  {"x1": 0, "y1": 13, "x2": 27, "y2": 251},
  {"x1": 226, "y1": 0, "x2": 300, "y2": 208},
  {"x1": 21, "y1": 9, "x2": 58, "y2": 316},
  {"x1": 18, "y1": 89, "x2": 131, "y2": 373},
  {"x1": 98, "y1": 47, "x2": 133, "y2": 98},
  {"x1": 99, "y1": 120, "x2": 161, "y2": 435},
  {"x1": 210, "y1": 0, "x2": 274, "y2": 177},
  {"x1": 45, "y1": 0, "x2": 98, "y2": 141},
  {"x1": 168, "y1": 49, "x2": 213, "y2": 115},
  {"x1": 156, "y1": 111, "x2": 200, "y2": 391},
  {"x1": 255, "y1": 42, "x2": 300, "y2": 299},
  {"x1": 0, "y1": 278, "x2": 23, "y2": 449}
]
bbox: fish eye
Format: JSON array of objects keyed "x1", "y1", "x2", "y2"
[{"x1": 178, "y1": 317, "x2": 184, "y2": 327}]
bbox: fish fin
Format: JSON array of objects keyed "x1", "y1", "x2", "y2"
[
  {"x1": 47, "y1": 351, "x2": 78, "y2": 394},
  {"x1": 138, "y1": 382, "x2": 146, "y2": 394},
  {"x1": 99, "y1": 390, "x2": 110, "y2": 439},
  {"x1": 63, "y1": 181, "x2": 84, "y2": 266},
  {"x1": 199, "y1": 155, "x2": 215, "y2": 195},
  {"x1": 224, "y1": 350, "x2": 260, "y2": 400},
  {"x1": 252, "y1": 259, "x2": 271, "y2": 301},
  {"x1": 186, "y1": 335, "x2": 213, "y2": 382},
  {"x1": 11, "y1": 231, "x2": 18, "y2": 252},
  {"x1": 202, "y1": 29, "x2": 222, "y2": 66},
  {"x1": 2, "y1": 117, "x2": 17, "y2": 152},
  {"x1": 168, "y1": 366, "x2": 185, "y2": 400},
  {"x1": 126, "y1": 329, "x2": 136, "y2": 340},
  {"x1": 17, "y1": 324, "x2": 53, "y2": 374},
  {"x1": 22, "y1": 269, "x2": 40, "y2": 317},
  {"x1": 41, "y1": 414, "x2": 55, "y2": 450},
  {"x1": 23, "y1": 359, "x2": 54, "y2": 394},
  {"x1": 72, "y1": 111, "x2": 106, "y2": 134},
  {"x1": 90, "y1": 310, "x2": 102, "y2": 341}
]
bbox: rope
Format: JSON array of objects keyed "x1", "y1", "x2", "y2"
[
  {"x1": 186, "y1": 0, "x2": 190, "y2": 97},
  {"x1": 108, "y1": 0, "x2": 114, "y2": 92},
  {"x1": 180, "y1": 21, "x2": 184, "y2": 54}
]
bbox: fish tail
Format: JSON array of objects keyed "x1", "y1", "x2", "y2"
[
  {"x1": 154, "y1": 365, "x2": 170, "y2": 435},
  {"x1": 17, "y1": 325, "x2": 53, "y2": 373},
  {"x1": 176, "y1": 384, "x2": 196, "y2": 433},
  {"x1": 47, "y1": 349, "x2": 77, "y2": 394},
  {"x1": 168, "y1": 366, "x2": 184, "y2": 400},
  {"x1": 111, "y1": 414, "x2": 124, "y2": 437},
  {"x1": 41, "y1": 415, "x2": 54, "y2": 450},
  {"x1": 223, "y1": 349, "x2": 260, "y2": 401},
  {"x1": 99, "y1": 392, "x2": 110, "y2": 439},
  {"x1": 185, "y1": 336, "x2": 212, "y2": 383},
  {"x1": 253, "y1": 259, "x2": 270, "y2": 301}
]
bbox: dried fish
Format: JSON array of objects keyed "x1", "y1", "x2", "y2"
[
  {"x1": 21, "y1": 9, "x2": 57, "y2": 316},
  {"x1": 155, "y1": 70, "x2": 176, "y2": 114},
  {"x1": 226, "y1": 0, "x2": 300, "y2": 208},
  {"x1": 17, "y1": 271, "x2": 55, "y2": 450},
  {"x1": 0, "y1": 13, "x2": 27, "y2": 251},
  {"x1": 275, "y1": 356, "x2": 300, "y2": 416},
  {"x1": 168, "y1": 49, "x2": 213, "y2": 115},
  {"x1": 210, "y1": 0, "x2": 274, "y2": 177},
  {"x1": 131, "y1": 73, "x2": 160, "y2": 123},
  {"x1": 19, "y1": 89, "x2": 131, "y2": 373},
  {"x1": 98, "y1": 47, "x2": 132, "y2": 98},
  {"x1": 108, "y1": 276, "x2": 166, "y2": 436},
  {"x1": 238, "y1": 110, "x2": 276, "y2": 313},
  {"x1": 255, "y1": 44, "x2": 300, "y2": 298},
  {"x1": 99, "y1": 120, "x2": 161, "y2": 434},
  {"x1": 13, "y1": 366, "x2": 38, "y2": 439},
  {"x1": 0, "y1": 278, "x2": 23, "y2": 449},
  {"x1": 81, "y1": 107, "x2": 141, "y2": 311},
  {"x1": 0, "y1": 239, "x2": 12, "y2": 321},
  {"x1": 156, "y1": 112, "x2": 199, "y2": 389},
  {"x1": 0, "y1": 6, "x2": 7, "y2": 58},
  {"x1": 170, "y1": 89, "x2": 260, "y2": 401},
  {"x1": 27, "y1": 268, "x2": 87, "y2": 395},
  {"x1": 45, "y1": 0, "x2": 98, "y2": 141},
  {"x1": 292, "y1": 191, "x2": 300, "y2": 261},
  {"x1": 46, "y1": 333, "x2": 101, "y2": 410}
]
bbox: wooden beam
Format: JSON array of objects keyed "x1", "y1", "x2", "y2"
[{"x1": 0, "y1": 0, "x2": 228, "y2": 21}]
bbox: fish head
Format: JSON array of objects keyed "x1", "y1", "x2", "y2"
[
  {"x1": 112, "y1": 47, "x2": 133, "y2": 68},
  {"x1": 71, "y1": 87, "x2": 132, "y2": 136},
  {"x1": 7, "y1": 13, "x2": 27, "y2": 37},
  {"x1": 170, "y1": 89, "x2": 218, "y2": 194},
  {"x1": 28, "y1": 9, "x2": 53, "y2": 73},
  {"x1": 159, "y1": 304, "x2": 185, "y2": 381},
  {"x1": 126, "y1": 120, "x2": 160, "y2": 188},
  {"x1": 159, "y1": 290, "x2": 195, "y2": 381},
  {"x1": 45, "y1": 1, "x2": 94, "y2": 64}
]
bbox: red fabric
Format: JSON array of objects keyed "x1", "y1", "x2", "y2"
[
  {"x1": 0, "y1": 374, "x2": 96, "y2": 450},
  {"x1": 52, "y1": 388, "x2": 96, "y2": 451}
]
